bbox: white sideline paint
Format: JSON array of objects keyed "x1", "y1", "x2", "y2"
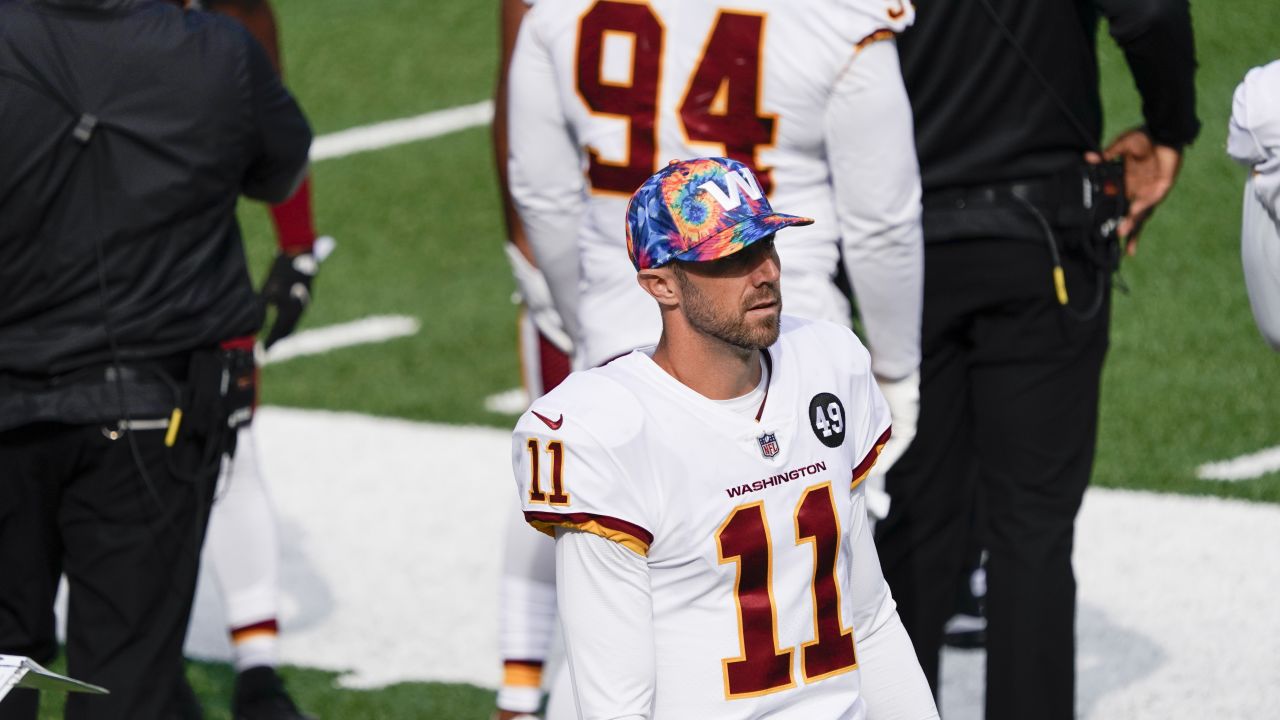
[
  {"x1": 1195, "y1": 444, "x2": 1280, "y2": 481},
  {"x1": 483, "y1": 387, "x2": 529, "y2": 415},
  {"x1": 311, "y1": 101, "x2": 494, "y2": 162},
  {"x1": 180, "y1": 408, "x2": 1280, "y2": 718},
  {"x1": 262, "y1": 315, "x2": 420, "y2": 365}
]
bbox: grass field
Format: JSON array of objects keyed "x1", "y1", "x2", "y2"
[{"x1": 35, "y1": 0, "x2": 1280, "y2": 717}]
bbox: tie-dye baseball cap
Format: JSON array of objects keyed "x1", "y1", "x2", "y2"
[{"x1": 625, "y1": 157, "x2": 814, "y2": 270}]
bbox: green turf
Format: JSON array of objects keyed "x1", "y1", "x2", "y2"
[
  {"x1": 35, "y1": 658, "x2": 496, "y2": 719},
  {"x1": 272, "y1": 0, "x2": 499, "y2": 134},
  {"x1": 142, "y1": 0, "x2": 1280, "y2": 716}
]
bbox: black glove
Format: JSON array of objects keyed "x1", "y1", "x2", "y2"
[{"x1": 261, "y1": 250, "x2": 318, "y2": 349}]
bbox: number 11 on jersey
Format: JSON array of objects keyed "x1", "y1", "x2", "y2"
[
  {"x1": 716, "y1": 483, "x2": 858, "y2": 699},
  {"x1": 526, "y1": 438, "x2": 570, "y2": 506}
]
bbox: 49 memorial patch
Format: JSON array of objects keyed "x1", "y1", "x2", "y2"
[{"x1": 809, "y1": 393, "x2": 845, "y2": 448}]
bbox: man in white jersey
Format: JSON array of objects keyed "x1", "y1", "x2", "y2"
[
  {"x1": 1228, "y1": 59, "x2": 1280, "y2": 351},
  {"x1": 498, "y1": 2, "x2": 923, "y2": 715},
  {"x1": 511, "y1": 157, "x2": 937, "y2": 719}
]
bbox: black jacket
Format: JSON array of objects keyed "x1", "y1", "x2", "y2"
[
  {"x1": 899, "y1": 0, "x2": 1200, "y2": 193},
  {"x1": 0, "y1": 0, "x2": 310, "y2": 375}
]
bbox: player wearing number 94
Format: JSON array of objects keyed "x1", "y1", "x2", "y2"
[{"x1": 511, "y1": 158, "x2": 938, "y2": 720}]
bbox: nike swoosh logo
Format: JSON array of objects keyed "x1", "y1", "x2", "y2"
[{"x1": 532, "y1": 411, "x2": 564, "y2": 430}]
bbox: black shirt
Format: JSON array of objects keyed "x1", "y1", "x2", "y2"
[
  {"x1": 0, "y1": 0, "x2": 310, "y2": 375},
  {"x1": 898, "y1": 0, "x2": 1199, "y2": 193}
]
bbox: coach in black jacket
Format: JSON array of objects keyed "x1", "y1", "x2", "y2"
[
  {"x1": 874, "y1": 0, "x2": 1198, "y2": 718},
  {"x1": 0, "y1": 1, "x2": 309, "y2": 717}
]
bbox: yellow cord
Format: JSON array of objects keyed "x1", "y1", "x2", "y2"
[
  {"x1": 164, "y1": 408, "x2": 183, "y2": 447},
  {"x1": 1053, "y1": 267, "x2": 1069, "y2": 305}
]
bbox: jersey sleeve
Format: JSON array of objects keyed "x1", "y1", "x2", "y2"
[
  {"x1": 1099, "y1": 0, "x2": 1199, "y2": 149},
  {"x1": 512, "y1": 375, "x2": 655, "y2": 556},
  {"x1": 555, "y1": 528, "x2": 655, "y2": 719},
  {"x1": 240, "y1": 19, "x2": 311, "y2": 204},
  {"x1": 844, "y1": 503, "x2": 939, "y2": 718},
  {"x1": 825, "y1": 38, "x2": 923, "y2": 382},
  {"x1": 506, "y1": 9, "x2": 585, "y2": 342}
]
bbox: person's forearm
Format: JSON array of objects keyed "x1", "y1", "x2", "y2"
[
  {"x1": 1104, "y1": 0, "x2": 1199, "y2": 147},
  {"x1": 507, "y1": 20, "x2": 583, "y2": 340},
  {"x1": 827, "y1": 39, "x2": 923, "y2": 381},
  {"x1": 555, "y1": 529, "x2": 655, "y2": 719}
]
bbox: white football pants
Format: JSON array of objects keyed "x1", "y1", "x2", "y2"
[
  {"x1": 206, "y1": 427, "x2": 281, "y2": 636},
  {"x1": 1242, "y1": 177, "x2": 1280, "y2": 351}
]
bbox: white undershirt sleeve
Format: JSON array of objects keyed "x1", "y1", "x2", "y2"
[
  {"x1": 846, "y1": 494, "x2": 939, "y2": 720},
  {"x1": 507, "y1": 14, "x2": 585, "y2": 342},
  {"x1": 825, "y1": 38, "x2": 924, "y2": 382},
  {"x1": 554, "y1": 527, "x2": 655, "y2": 720}
]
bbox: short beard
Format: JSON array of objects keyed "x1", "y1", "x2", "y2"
[{"x1": 673, "y1": 265, "x2": 781, "y2": 351}]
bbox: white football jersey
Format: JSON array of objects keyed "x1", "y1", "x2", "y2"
[
  {"x1": 512, "y1": 316, "x2": 894, "y2": 718},
  {"x1": 508, "y1": 0, "x2": 921, "y2": 371}
]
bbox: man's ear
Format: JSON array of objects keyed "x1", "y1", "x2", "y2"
[{"x1": 637, "y1": 268, "x2": 680, "y2": 308}]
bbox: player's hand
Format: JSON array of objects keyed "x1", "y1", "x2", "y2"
[
  {"x1": 1086, "y1": 128, "x2": 1184, "y2": 256},
  {"x1": 261, "y1": 249, "x2": 318, "y2": 349},
  {"x1": 505, "y1": 242, "x2": 573, "y2": 353}
]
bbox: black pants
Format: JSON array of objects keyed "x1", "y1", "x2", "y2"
[
  {"x1": 0, "y1": 422, "x2": 219, "y2": 719},
  {"x1": 876, "y1": 234, "x2": 1110, "y2": 720}
]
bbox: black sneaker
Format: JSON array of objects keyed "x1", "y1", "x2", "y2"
[
  {"x1": 171, "y1": 673, "x2": 204, "y2": 719},
  {"x1": 233, "y1": 666, "x2": 316, "y2": 720},
  {"x1": 943, "y1": 561, "x2": 987, "y2": 650},
  {"x1": 942, "y1": 611, "x2": 987, "y2": 649}
]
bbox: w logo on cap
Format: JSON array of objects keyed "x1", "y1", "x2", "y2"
[
  {"x1": 625, "y1": 157, "x2": 814, "y2": 270},
  {"x1": 699, "y1": 169, "x2": 763, "y2": 211}
]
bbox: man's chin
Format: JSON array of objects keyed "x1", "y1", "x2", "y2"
[{"x1": 747, "y1": 313, "x2": 781, "y2": 349}]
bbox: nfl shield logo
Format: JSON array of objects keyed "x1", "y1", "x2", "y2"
[{"x1": 757, "y1": 432, "x2": 780, "y2": 459}]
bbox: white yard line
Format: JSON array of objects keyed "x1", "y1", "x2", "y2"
[
  {"x1": 311, "y1": 100, "x2": 493, "y2": 162},
  {"x1": 1196, "y1": 445, "x2": 1280, "y2": 481},
  {"x1": 262, "y1": 315, "x2": 420, "y2": 365}
]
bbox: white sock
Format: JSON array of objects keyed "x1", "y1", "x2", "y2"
[{"x1": 233, "y1": 632, "x2": 279, "y2": 672}]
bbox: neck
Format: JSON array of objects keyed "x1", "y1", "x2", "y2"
[{"x1": 650, "y1": 327, "x2": 762, "y2": 401}]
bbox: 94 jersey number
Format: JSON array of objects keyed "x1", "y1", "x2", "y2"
[{"x1": 575, "y1": 0, "x2": 777, "y2": 195}]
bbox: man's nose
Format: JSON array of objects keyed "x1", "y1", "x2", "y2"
[{"x1": 751, "y1": 248, "x2": 781, "y2": 285}]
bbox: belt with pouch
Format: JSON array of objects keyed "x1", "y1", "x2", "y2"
[
  {"x1": 923, "y1": 166, "x2": 1096, "y2": 243},
  {"x1": 923, "y1": 164, "x2": 1122, "y2": 320}
]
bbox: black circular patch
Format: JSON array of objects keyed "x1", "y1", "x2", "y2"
[{"x1": 809, "y1": 393, "x2": 847, "y2": 448}]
